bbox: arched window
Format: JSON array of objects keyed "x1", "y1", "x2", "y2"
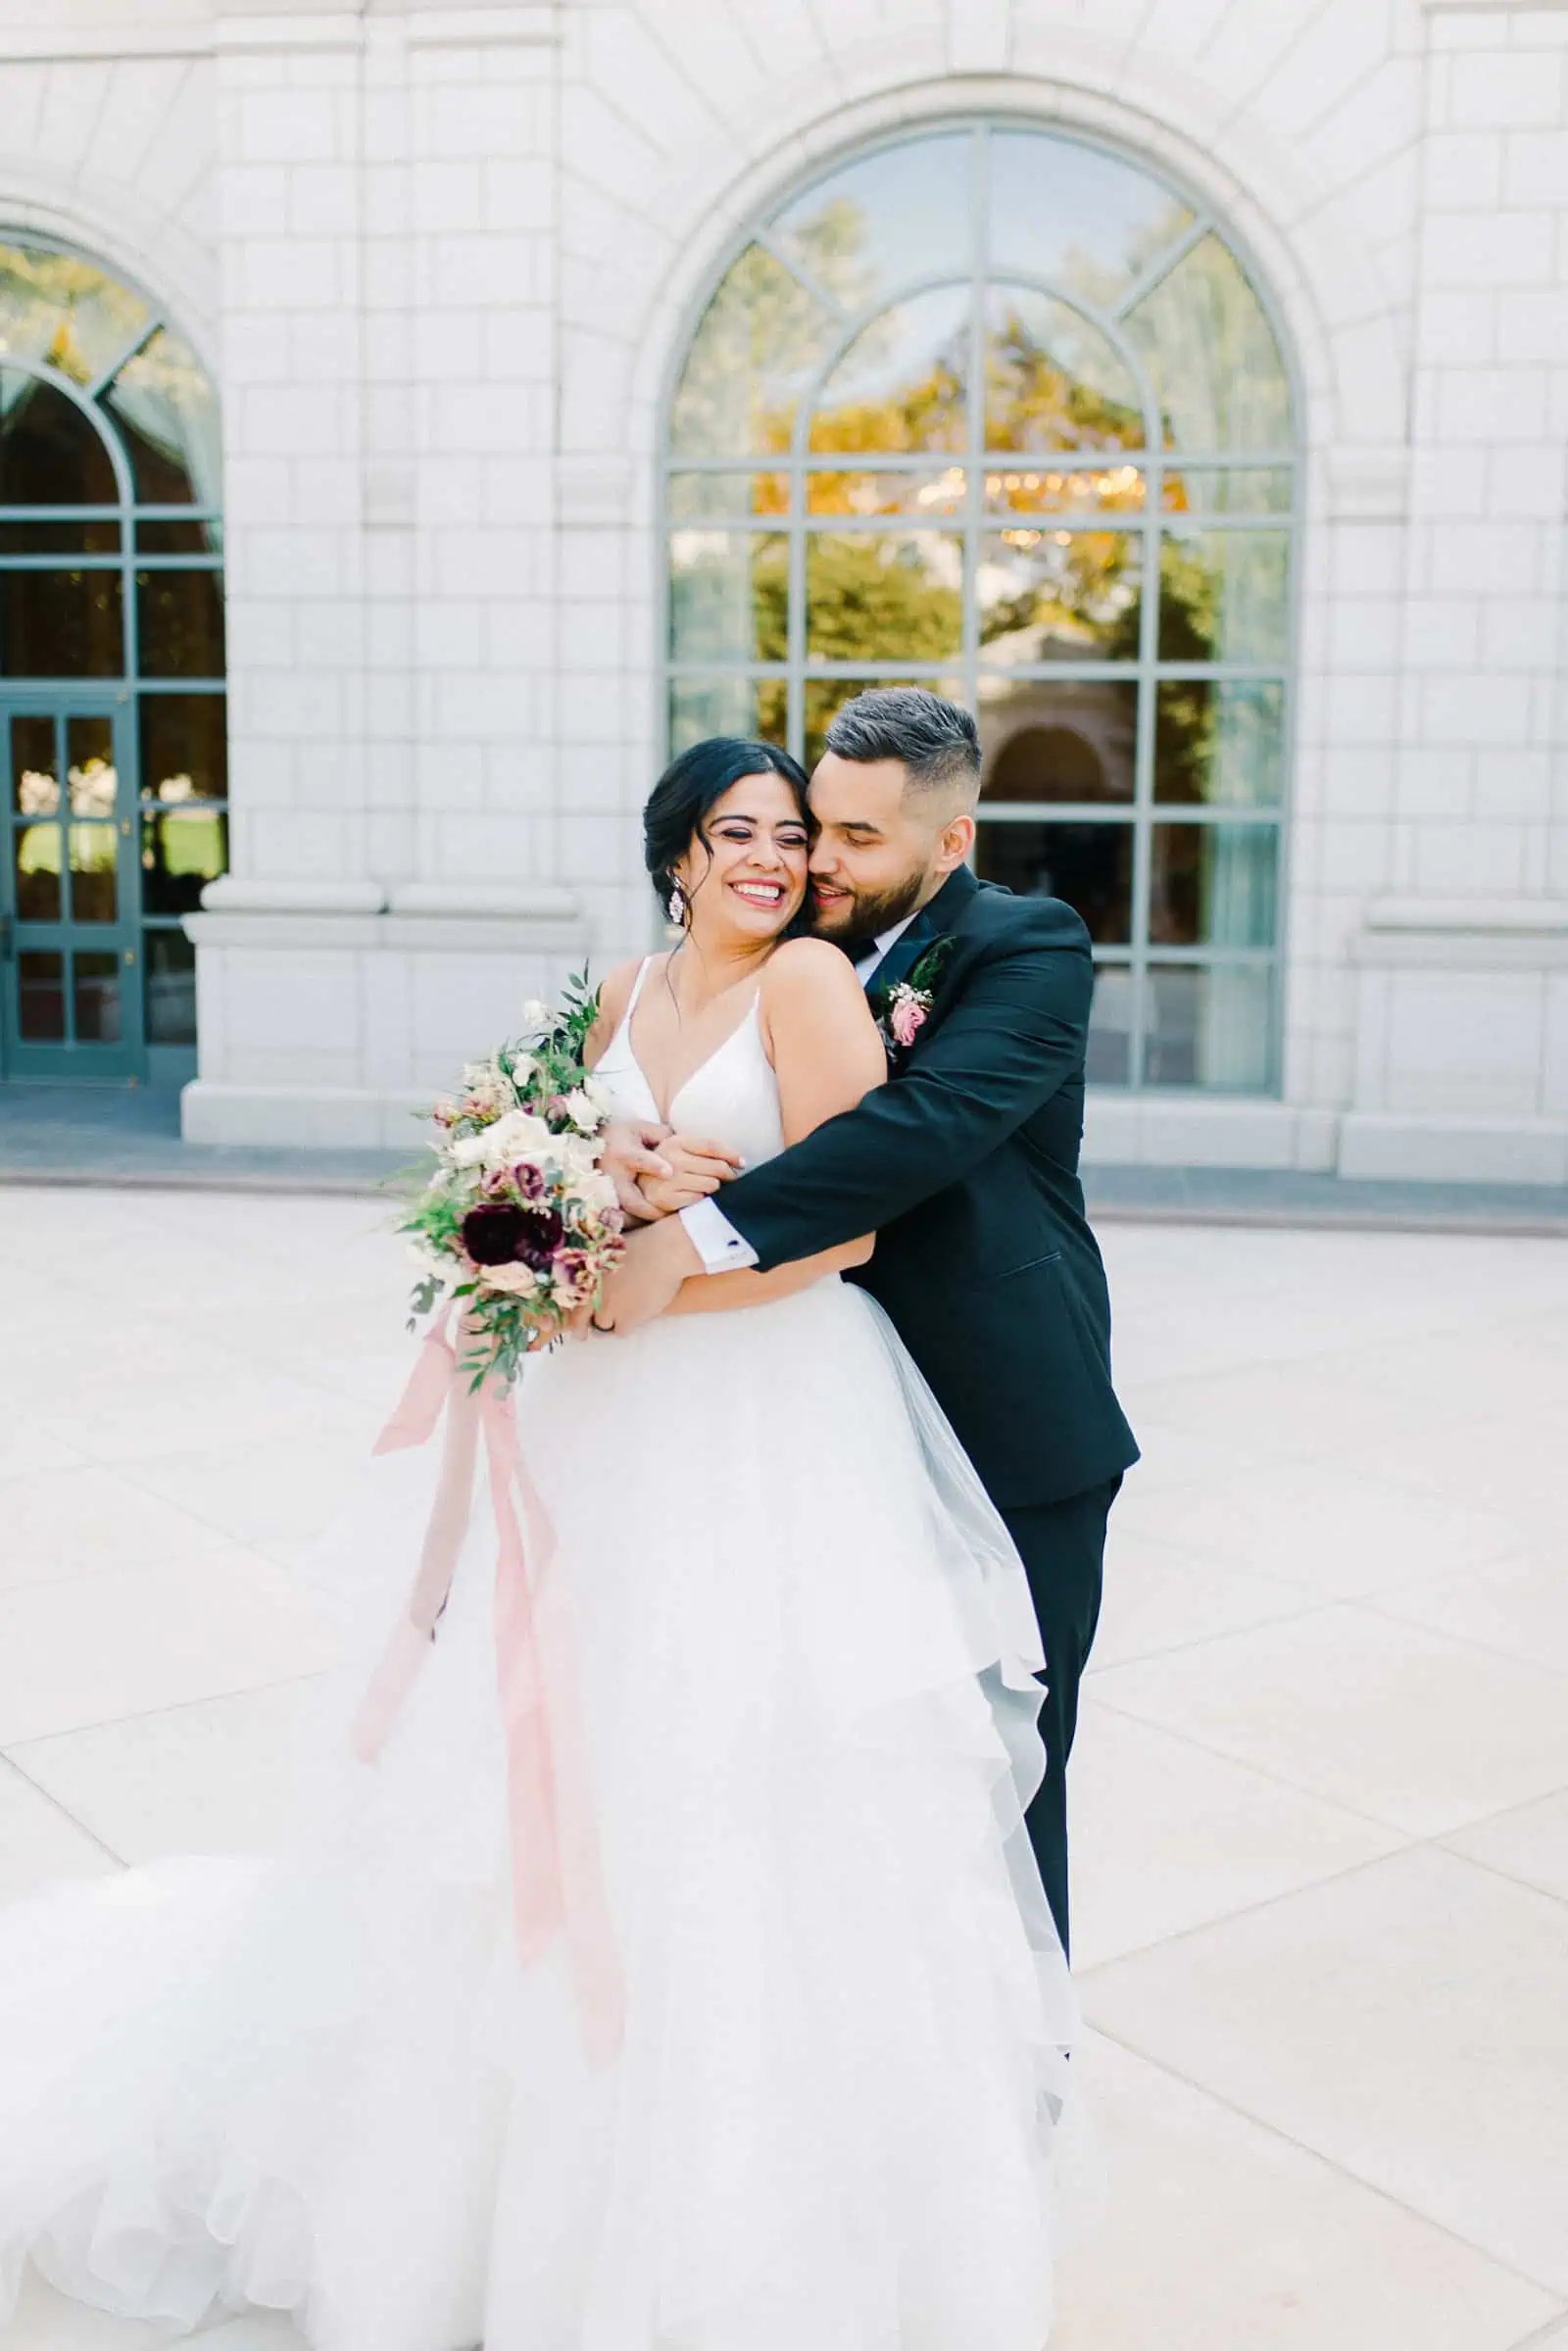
[
  {"x1": 0, "y1": 241, "x2": 223, "y2": 1084},
  {"x1": 664, "y1": 122, "x2": 1295, "y2": 1093}
]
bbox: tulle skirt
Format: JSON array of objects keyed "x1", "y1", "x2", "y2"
[{"x1": 0, "y1": 1277, "x2": 1078, "y2": 2350}]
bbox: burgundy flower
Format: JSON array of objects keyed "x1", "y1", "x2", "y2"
[{"x1": 461, "y1": 1202, "x2": 564, "y2": 1269}]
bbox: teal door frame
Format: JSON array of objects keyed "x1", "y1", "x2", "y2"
[{"x1": 0, "y1": 688, "x2": 143, "y2": 1084}]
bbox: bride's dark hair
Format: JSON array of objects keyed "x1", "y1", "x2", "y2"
[{"x1": 643, "y1": 737, "x2": 811, "y2": 928}]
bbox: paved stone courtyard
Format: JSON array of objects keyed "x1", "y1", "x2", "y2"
[{"x1": 0, "y1": 1185, "x2": 1565, "y2": 2351}]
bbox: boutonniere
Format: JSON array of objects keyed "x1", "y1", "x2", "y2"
[{"x1": 875, "y1": 937, "x2": 956, "y2": 1062}]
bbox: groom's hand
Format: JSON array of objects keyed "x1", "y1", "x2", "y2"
[
  {"x1": 637, "y1": 1133, "x2": 743, "y2": 1216},
  {"x1": 601, "y1": 1119, "x2": 674, "y2": 1222},
  {"x1": 593, "y1": 1215, "x2": 702, "y2": 1336}
]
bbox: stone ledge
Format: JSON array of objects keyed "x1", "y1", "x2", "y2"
[{"x1": 1351, "y1": 899, "x2": 1568, "y2": 970}]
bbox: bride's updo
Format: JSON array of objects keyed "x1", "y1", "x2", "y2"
[{"x1": 643, "y1": 737, "x2": 810, "y2": 923}]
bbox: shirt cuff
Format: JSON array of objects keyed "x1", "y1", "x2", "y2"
[{"x1": 679, "y1": 1198, "x2": 760, "y2": 1274}]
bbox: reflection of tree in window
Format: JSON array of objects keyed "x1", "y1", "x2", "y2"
[{"x1": 985, "y1": 299, "x2": 1143, "y2": 454}]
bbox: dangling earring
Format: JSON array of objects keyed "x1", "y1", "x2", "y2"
[{"x1": 668, "y1": 877, "x2": 688, "y2": 928}]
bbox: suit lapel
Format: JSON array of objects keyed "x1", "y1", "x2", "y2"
[
  {"x1": 863, "y1": 907, "x2": 937, "y2": 1006},
  {"x1": 863, "y1": 866, "x2": 978, "y2": 1005}
]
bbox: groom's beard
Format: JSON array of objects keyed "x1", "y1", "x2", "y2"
[{"x1": 807, "y1": 870, "x2": 927, "y2": 960}]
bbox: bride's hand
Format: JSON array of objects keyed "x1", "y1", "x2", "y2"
[
  {"x1": 636, "y1": 1134, "x2": 745, "y2": 1217},
  {"x1": 600, "y1": 1119, "x2": 675, "y2": 1222}
]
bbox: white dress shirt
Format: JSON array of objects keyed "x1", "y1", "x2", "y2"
[{"x1": 679, "y1": 912, "x2": 919, "y2": 1275}]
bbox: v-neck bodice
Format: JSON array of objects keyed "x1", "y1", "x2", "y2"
[{"x1": 593, "y1": 957, "x2": 786, "y2": 1169}]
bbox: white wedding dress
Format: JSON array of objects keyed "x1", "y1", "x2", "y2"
[{"x1": 0, "y1": 964, "x2": 1079, "y2": 2351}]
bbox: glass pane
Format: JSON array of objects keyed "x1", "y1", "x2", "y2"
[
  {"x1": 1147, "y1": 963, "x2": 1272, "y2": 1090},
  {"x1": 666, "y1": 473, "x2": 789, "y2": 522},
  {"x1": 668, "y1": 529, "x2": 786, "y2": 663},
  {"x1": 1158, "y1": 529, "x2": 1289, "y2": 664},
  {"x1": 805, "y1": 532, "x2": 963, "y2": 662},
  {"x1": 975, "y1": 817, "x2": 1133, "y2": 943},
  {"x1": 68, "y1": 716, "x2": 118, "y2": 814},
  {"x1": 1125, "y1": 235, "x2": 1291, "y2": 451},
  {"x1": 985, "y1": 464, "x2": 1144, "y2": 518},
  {"x1": 1150, "y1": 822, "x2": 1279, "y2": 949},
  {"x1": 18, "y1": 949, "x2": 64, "y2": 1040},
  {"x1": 0, "y1": 518, "x2": 119, "y2": 554},
  {"x1": 137, "y1": 517, "x2": 223, "y2": 555},
  {"x1": 102, "y1": 327, "x2": 220, "y2": 504},
  {"x1": 140, "y1": 807, "x2": 228, "y2": 916},
  {"x1": 0, "y1": 243, "x2": 151, "y2": 387},
  {"x1": 136, "y1": 568, "x2": 225, "y2": 677},
  {"x1": 805, "y1": 467, "x2": 966, "y2": 518},
  {"x1": 1, "y1": 568, "x2": 123, "y2": 675},
  {"x1": 670, "y1": 246, "x2": 837, "y2": 458},
  {"x1": 73, "y1": 950, "x2": 121, "y2": 1043},
  {"x1": 140, "y1": 692, "x2": 227, "y2": 804},
  {"x1": 667, "y1": 674, "x2": 787, "y2": 757},
  {"x1": 70, "y1": 824, "x2": 117, "y2": 921},
  {"x1": 11, "y1": 712, "x2": 56, "y2": 813},
  {"x1": 979, "y1": 677, "x2": 1138, "y2": 804},
  {"x1": 1155, "y1": 680, "x2": 1284, "y2": 808},
  {"x1": 987, "y1": 131, "x2": 1195, "y2": 308},
  {"x1": 1164, "y1": 467, "x2": 1293, "y2": 516},
  {"x1": 144, "y1": 926, "x2": 196, "y2": 1046},
  {"x1": 985, "y1": 287, "x2": 1145, "y2": 455},
  {"x1": 804, "y1": 673, "x2": 962, "y2": 773},
  {"x1": 1089, "y1": 963, "x2": 1133, "y2": 1087},
  {"x1": 978, "y1": 527, "x2": 1141, "y2": 664},
  {"x1": 0, "y1": 369, "x2": 118, "y2": 503},
  {"x1": 809, "y1": 286, "x2": 968, "y2": 456},
  {"x1": 14, "y1": 821, "x2": 61, "y2": 919},
  {"x1": 771, "y1": 131, "x2": 973, "y2": 311}
]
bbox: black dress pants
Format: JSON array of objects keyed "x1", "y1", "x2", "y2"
[{"x1": 1001, "y1": 1476, "x2": 1121, "y2": 1962}]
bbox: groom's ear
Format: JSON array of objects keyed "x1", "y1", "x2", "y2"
[{"x1": 934, "y1": 808, "x2": 976, "y2": 876}]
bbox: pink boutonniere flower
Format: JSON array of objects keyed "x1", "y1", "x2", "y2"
[{"x1": 887, "y1": 983, "x2": 933, "y2": 1051}]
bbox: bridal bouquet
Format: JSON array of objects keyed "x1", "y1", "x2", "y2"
[{"x1": 399, "y1": 969, "x2": 626, "y2": 1384}]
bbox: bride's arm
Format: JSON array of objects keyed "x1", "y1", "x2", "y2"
[{"x1": 662, "y1": 940, "x2": 885, "y2": 1317}]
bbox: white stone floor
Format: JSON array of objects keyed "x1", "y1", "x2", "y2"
[{"x1": 1, "y1": 1185, "x2": 1566, "y2": 2351}]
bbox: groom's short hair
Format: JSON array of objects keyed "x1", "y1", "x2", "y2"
[{"x1": 824, "y1": 687, "x2": 981, "y2": 806}]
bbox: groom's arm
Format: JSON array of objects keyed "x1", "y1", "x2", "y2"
[
  {"x1": 594, "y1": 903, "x2": 1092, "y2": 1333},
  {"x1": 716, "y1": 904, "x2": 1092, "y2": 1271}
]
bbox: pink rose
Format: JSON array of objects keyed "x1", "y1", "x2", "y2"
[{"x1": 889, "y1": 992, "x2": 927, "y2": 1049}]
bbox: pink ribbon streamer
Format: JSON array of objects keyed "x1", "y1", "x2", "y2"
[{"x1": 351, "y1": 1315, "x2": 625, "y2": 2066}]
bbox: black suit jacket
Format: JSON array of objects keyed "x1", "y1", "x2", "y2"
[{"x1": 720, "y1": 865, "x2": 1139, "y2": 1510}]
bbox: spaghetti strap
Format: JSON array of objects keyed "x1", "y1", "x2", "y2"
[{"x1": 624, "y1": 955, "x2": 656, "y2": 1016}]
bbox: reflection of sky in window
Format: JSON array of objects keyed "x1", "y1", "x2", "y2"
[
  {"x1": 817, "y1": 286, "x2": 969, "y2": 412},
  {"x1": 987, "y1": 133, "x2": 1193, "y2": 303},
  {"x1": 772, "y1": 135, "x2": 972, "y2": 312}
]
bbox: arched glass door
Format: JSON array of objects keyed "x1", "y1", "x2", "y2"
[
  {"x1": 663, "y1": 123, "x2": 1296, "y2": 1093},
  {"x1": 0, "y1": 243, "x2": 224, "y2": 1085}
]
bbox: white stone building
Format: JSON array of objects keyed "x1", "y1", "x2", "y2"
[{"x1": 1, "y1": 0, "x2": 1566, "y2": 1182}]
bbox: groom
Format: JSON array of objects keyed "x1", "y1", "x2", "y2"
[{"x1": 598, "y1": 688, "x2": 1138, "y2": 1956}]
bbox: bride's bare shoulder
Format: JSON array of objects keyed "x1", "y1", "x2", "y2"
[{"x1": 761, "y1": 936, "x2": 863, "y2": 1005}]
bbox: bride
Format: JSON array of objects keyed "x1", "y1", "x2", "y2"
[{"x1": 0, "y1": 738, "x2": 1077, "y2": 2351}]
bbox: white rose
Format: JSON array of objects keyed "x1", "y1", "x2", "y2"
[
  {"x1": 508, "y1": 1053, "x2": 538, "y2": 1090},
  {"x1": 481, "y1": 1108, "x2": 554, "y2": 1166},
  {"x1": 518, "y1": 998, "x2": 551, "y2": 1035},
  {"x1": 451, "y1": 1132, "x2": 489, "y2": 1166}
]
